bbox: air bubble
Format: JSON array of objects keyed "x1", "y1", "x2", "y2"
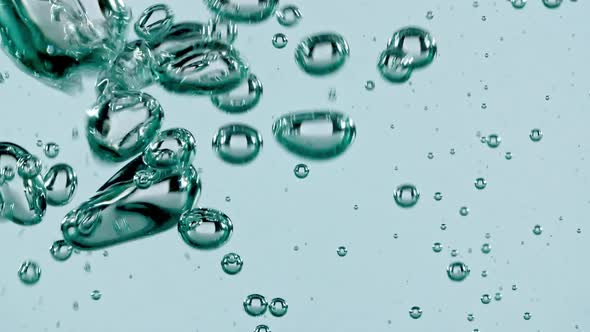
[
  {"x1": 272, "y1": 33, "x2": 288, "y2": 49},
  {"x1": 393, "y1": 184, "x2": 420, "y2": 208},
  {"x1": 511, "y1": 0, "x2": 527, "y2": 9},
  {"x1": 542, "y1": 0, "x2": 562, "y2": 8},
  {"x1": 481, "y1": 294, "x2": 491, "y2": 304},
  {"x1": 212, "y1": 124, "x2": 263, "y2": 164},
  {"x1": 90, "y1": 290, "x2": 102, "y2": 301},
  {"x1": 432, "y1": 242, "x2": 443, "y2": 253},
  {"x1": 481, "y1": 243, "x2": 492, "y2": 254},
  {"x1": 143, "y1": 128, "x2": 196, "y2": 170},
  {"x1": 50, "y1": 240, "x2": 73, "y2": 261},
  {"x1": 269, "y1": 298, "x2": 288, "y2": 317},
  {"x1": 44, "y1": 164, "x2": 77, "y2": 206},
  {"x1": 254, "y1": 325, "x2": 271, "y2": 332},
  {"x1": 221, "y1": 253, "x2": 243, "y2": 275},
  {"x1": 459, "y1": 206, "x2": 469, "y2": 216},
  {"x1": 18, "y1": 260, "x2": 41, "y2": 285},
  {"x1": 205, "y1": 0, "x2": 279, "y2": 23},
  {"x1": 178, "y1": 208, "x2": 233, "y2": 249},
  {"x1": 211, "y1": 74, "x2": 263, "y2": 113},
  {"x1": 434, "y1": 192, "x2": 443, "y2": 201},
  {"x1": 365, "y1": 80, "x2": 375, "y2": 91},
  {"x1": 244, "y1": 294, "x2": 268, "y2": 316},
  {"x1": 474, "y1": 177, "x2": 487, "y2": 190},
  {"x1": 486, "y1": 134, "x2": 501, "y2": 148},
  {"x1": 386, "y1": 26, "x2": 437, "y2": 68},
  {"x1": 17, "y1": 154, "x2": 42, "y2": 179},
  {"x1": 533, "y1": 224, "x2": 543, "y2": 235},
  {"x1": 293, "y1": 164, "x2": 309, "y2": 179},
  {"x1": 523, "y1": 312, "x2": 532, "y2": 320},
  {"x1": 44, "y1": 143, "x2": 60, "y2": 158},
  {"x1": 135, "y1": 4, "x2": 174, "y2": 43},
  {"x1": 447, "y1": 262, "x2": 470, "y2": 281},
  {"x1": 529, "y1": 129, "x2": 543, "y2": 142},
  {"x1": 409, "y1": 306, "x2": 422, "y2": 319},
  {"x1": 276, "y1": 5, "x2": 302, "y2": 26},
  {"x1": 337, "y1": 246, "x2": 348, "y2": 257},
  {"x1": 295, "y1": 33, "x2": 350, "y2": 75}
]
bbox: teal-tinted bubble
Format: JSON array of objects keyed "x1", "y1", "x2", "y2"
[
  {"x1": 293, "y1": 164, "x2": 309, "y2": 179},
  {"x1": 387, "y1": 26, "x2": 437, "y2": 68},
  {"x1": 156, "y1": 40, "x2": 249, "y2": 95},
  {"x1": 87, "y1": 91, "x2": 164, "y2": 162},
  {"x1": 254, "y1": 325, "x2": 271, "y2": 332},
  {"x1": 481, "y1": 294, "x2": 491, "y2": 304},
  {"x1": 211, "y1": 74, "x2": 263, "y2": 113},
  {"x1": 409, "y1": 306, "x2": 422, "y2": 319},
  {"x1": 377, "y1": 47, "x2": 413, "y2": 83},
  {"x1": 61, "y1": 156, "x2": 201, "y2": 250},
  {"x1": 542, "y1": 0, "x2": 562, "y2": 8},
  {"x1": 511, "y1": 0, "x2": 527, "y2": 9},
  {"x1": 269, "y1": 298, "x2": 288, "y2": 317},
  {"x1": 272, "y1": 33, "x2": 288, "y2": 49},
  {"x1": 394, "y1": 184, "x2": 419, "y2": 208},
  {"x1": 212, "y1": 124, "x2": 263, "y2": 164},
  {"x1": 17, "y1": 154, "x2": 41, "y2": 179},
  {"x1": 486, "y1": 134, "x2": 501, "y2": 148},
  {"x1": 276, "y1": 5, "x2": 302, "y2": 27},
  {"x1": 207, "y1": 16, "x2": 238, "y2": 44},
  {"x1": 44, "y1": 143, "x2": 60, "y2": 158},
  {"x1": 44, "y1": 163, "x2": 77, "y2": 206},
  {"x1": 204, "y1": 0, "x2": 279, "y2": 23},
  {"x1": 18, "y1": 260, "x2": 41, "y2": 285},
  {"x1": 143, "y1": 128, "x2": 196, "y2": 170},
  {"x1": 295, "y1": 33, "x2": 349, "y2": 75},
  {"x1": 530, "y1": 128, "x2": 543, "y2": 142},
  {"x1": 135, "y1": 4, "x2": 175, "y2": 43},
  {"x1": 447, "y1": 261, "x2": 470, "y2": 282},
  {"x1": 90, "y1": 290, "x2": 102, "y2": 301},
  {"x1": 474, "y1": 177, "x2": 487, "y2": 190},
  {"x1": 221, "y1": 253, "x2": 243, "y2": 275},
  {"x1": 178, "y1": 208, "x2": 233, "y2": 249},
  {"x1": 272, "y1": 111, "x2": 356, "y2": 159},
  {"x1": 49, "y1": 240, "x2": 73, "y2": 261},
  {"x1": 244, "y1": 294, "x2": 268, "y2": 316}
]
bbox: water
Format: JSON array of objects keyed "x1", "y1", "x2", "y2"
[
  {"x1": 295, "y1": 33, "x2": 350, "y2": 75},
  {"x1": 393, "y1": 184, "x2": 420, "y2": 208},
  {"x1": 18, "y1": 260, "x2": 41, "y2": 285},
  {"x1": 269, "y1": 297, "x2": 288, "y2": 317},
  {"x1": 221, "y1": 252, "x2": 243, "y2": 275},
  {"x1": 243, "y1": 294, "x2": 268, "y2": 316},
  {"x1": 44, "y1": 163, "x2": 77, "y2": 206},
  {"x1": 178, "y1": 208, "x2": 233, "y2": 249}
]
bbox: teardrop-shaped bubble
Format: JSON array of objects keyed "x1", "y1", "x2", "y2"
[
  {"x1": 0, "y1": 0, "x2": 130, "y2": 90},
  {"x1": 212, "y1": 124, "x2": 263, "y2": 164},
  {"x1": 87, "y1": 91, "x2": 164, "y2": 162},
  {"x1": 204, "y1": 0, "x2": 279, "y2": 23},
  {"x1": 178, "y1": 208, "x2": 233, "y2": 249},
  {"x1": 156, "y1": 40, "x2": 249, "y2": 95},
  {"x1": 386, "y1": 26, "x2": 437, "y2": 68},
  {"x1": 272, "y1": 111, "x2": 356, "y2": 159},
  {"x1": 276, "y1": 5, "x2": 302, "y2": 27},
  {"x1": 143, "y1": 128, "x2": 197, "y2": 170},
  {"x1": 96, "y1": 40, "x2": 157, "y2": 97},
  {"x1": 61, "y1": 155, "x2": 201, "y2": 250},
  {"x1": 49, "y1": 239, "x2": 73, "y2": 261},
  {"x1": 44, "y1": 164, "x2": 78, "y2": 206},
  {"x1": 244, "y1": 294, "x2": 268, "y2": 316},
  {"x1": 377, "y1": 47, "x2": 413, "y2": 83},
  {"x1": 135, "y1": 4, "x2": 175, "y2": 43},
  {"x1": 0, "y1": 143, "x2": 46, "y2": 225},
  {"x1": 393, "y1": 184, "x2": 419, "y2": 208},
  {"x1": 447, "y1": 261, "x2": 470, "y2": 282},
  {"x1": 211, "y1": 74, "x2": 263, "y2": 113},
  {"x1": 295, "y1": 33, "x2": 350, "y2": 75}
]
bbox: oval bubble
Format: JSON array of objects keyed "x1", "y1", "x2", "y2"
[
  {"x1": 272, "y1": 111, "x2": 356, "y2": 159},
  {"x1": 96, "y1": 40, "x2": 157, "y2": 97},
  {"x1": 212, "y1": 124, "x2": 263, "y2": 164},
  {"x1": 87, "y1": 91, "x2": 164, "y2": 162},
  {"x1": 135, "y1": 4, "x2": 175, "y2": 43},
  {"x1": 156, "y1": 40, "x2": 249, "y2": 95},
  {"x1": 386, "y1": 26, "x2": 437, "y2": 68},
  {"x1": 0, "y1": 143, "x2": 46, "y2": 225},
  {"x1": 377, "y1": 47, "x2": 413, "y2": 83},
  {"x1": 295, "y1": 33, "x2": 350, "y2": 76},
  {"x1": 204, "y1": 0, "x2": 279, "y2": 23},
  {"x1": 143, "y1": 128, "x2": 197, "y2": 170},
  {"x1": 178, "y1": 208, "x2": 233, "y2": 249},
  {"x1": 61, "y1": 156, "x2": 201, "y2": 250},
  {"x1": 211, "y1": 73, "x2": 262, "y2": 113},
  {"x1": 150, "y1": 22, "x2": 209, "y2": 60},
  {"x1": 44, "y1": 164, "x2": 78, "y2": 206}
]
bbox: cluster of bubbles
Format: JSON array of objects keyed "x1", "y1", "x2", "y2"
[{"x1": 511, "y1": 0, "x2": 566, "y2": 9}]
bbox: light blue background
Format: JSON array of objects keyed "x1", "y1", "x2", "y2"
[{"x1": 1, "y1": 0, "x2": 589, "y2": 331}]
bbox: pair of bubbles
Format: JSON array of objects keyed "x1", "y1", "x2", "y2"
[
  {"x1": 244, "y1": 294, "x2": 288, "y2": 332},
  {"x1": 511, "y1": 0, "x2": 566, "y2": 9},
  {"x1": 0, "y1": 143, "x2": 78, "y2": 226}
]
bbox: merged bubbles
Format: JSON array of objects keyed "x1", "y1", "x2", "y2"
[{"x1": 377, "y1": 26, "x2": 437, "y2": 83}]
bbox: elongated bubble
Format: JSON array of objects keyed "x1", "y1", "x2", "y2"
[
  {"x1": 87, "y1": 91, "x2": 164, "y2": 162},
  {"x1": 204, "y1": 0, "x2": 279, "y2": 23},
  {"x1": 0, "y1": 143, "x2": 46, "y2": 225},
  {"x1": 272, "y1": 111, "x2": 356, "y2": 159},
  {"x1": 44, "y1": 163, "x2": 78, "y2": 206},
  {"x1": 295, "y1": 33, "x2": 350, "y2": 76},
  {"x1": 135, "y1": 4, "x2": 174, "y2": 43},
  {"x1": 61, "y1": 155, "x2": 201, "y2": 250},
  {"x1": 212, "y1": 124, "x2": 263, "y2": 164},
  {"x1": 0, "y1": 0, "x2": 130, "y2": 90},
  {"x1": 211, "y1": 73, "x2": 262, "y2": 113},
  {"x1": 156, "y1": 40, "x2": 249, "y2": 95}
]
